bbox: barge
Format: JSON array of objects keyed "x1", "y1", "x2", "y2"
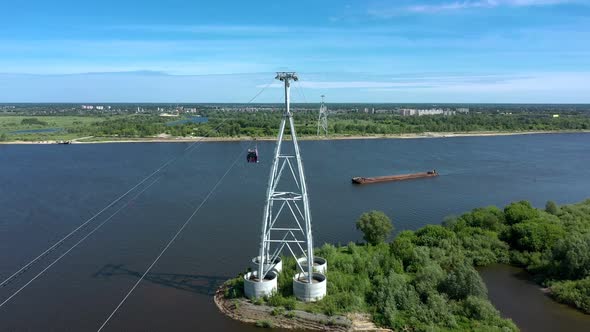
[{"x1": 352, "y1": 170, "x2": 438, "y2": 184}]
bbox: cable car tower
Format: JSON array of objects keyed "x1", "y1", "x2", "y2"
[
  {"x1": 244, "y1": 72, "x2": 327, "y2": 302},
  {"x1": 317, "y1": 95, "x2": 328, "y2": 137}
]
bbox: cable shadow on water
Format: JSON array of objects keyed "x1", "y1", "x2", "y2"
[{"x1": 93, "y1": 264, "x2": 228, "y2": 296}]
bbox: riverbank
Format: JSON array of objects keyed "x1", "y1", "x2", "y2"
[
  {"x1": 2, "y1": 130, "x2": 589, "y2": 144},
  {"x1": 214, "y1": 284, "x2": 377, "y2": 331}
]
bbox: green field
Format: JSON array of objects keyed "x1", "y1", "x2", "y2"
[{"x1": 0, "y1": 115, "x2": 106, "y2": 141}]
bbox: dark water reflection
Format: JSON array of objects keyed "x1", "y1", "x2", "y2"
[
  {"x1": 0, "y1": 133, "x2": 589, "y2": 331},
  {"x1": 479, "y1": 264, "x2": 590, "y2": 332}
]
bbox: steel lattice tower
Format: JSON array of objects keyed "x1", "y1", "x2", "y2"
[
  {"x1": 317, "y1": 95, "x2": 328, "y2": 136},
  {"x1": 256, "y1": 72, "x2": 315, "y2": 283}
]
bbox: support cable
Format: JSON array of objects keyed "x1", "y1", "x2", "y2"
[
  {"x1": 0, "y1": 77, "x2": 274, "y2": 294},
  {"x1": 0, "y1": 177, "x2": 162, "y2": 309},
  {"x1": 96, "y1": 143, "x2": 246, "y2": 332}
]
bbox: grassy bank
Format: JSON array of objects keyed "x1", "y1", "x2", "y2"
[
  {"x1": 222, "y1": 199, "x2": 590, "y2": 331},
  {"x1": 2, "y1": 110, "x2": 590, "y2": 143}
]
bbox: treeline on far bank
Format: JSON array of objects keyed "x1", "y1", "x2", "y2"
[
  {"x1": 2, "y1": 110, "x2": 590, "y2": 141},
  {"x1": 75, "y1": 111, "x2": 590, "y2": 137},
  {"x1": 223, "y1": 199, "x2": 590, "y2": 331}
]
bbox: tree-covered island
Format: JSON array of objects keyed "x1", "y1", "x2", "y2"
[{"x1": 217, "y1": 199, "x2": 590, "y2": 331}]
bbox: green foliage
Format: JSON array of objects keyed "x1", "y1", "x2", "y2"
[
  {"x1": 546, "y1": 201, "x2": 559, "y2": 215},
  {"x1": 415, "y1": 225, "x2": 456, "y2": 247},
  {"x1": 223, "y1": 276, "x2": 244, "y2": 299},
  {"x1": 355, "y1": 210, "x2": 393, "y2": 245},
  {"x1": 550, "y1": 234, "x2": 590, "y2": 280},
  {"x1": 504, "y1": 201, "x2": 539, "y2": 225},
  {"x1": 439, "y1": 263, "x2": 488, "y2": 300},
  {"x1": 551, "y1": 278, "x2": 590, "y2": 313},
  {"x1": 230, "y1": 198, "x2": 590, "y2": 329},
  {"x1": 266, "y1": 292, "x2": 297, "y2": 310},
  {"x1": 21, "y1": 118, "x2": 48, "y2": 126},
  {"x1": 509, "y1": 218, "x2": 566, "y2": 252},
  {"x1": 455, "y1": 206, "x2": 507, "y2": 232},
  {"x1": 255, "y1": 320, "x2": 273, "y2": 328},
  {"x1": 0, "y1": 132, "x2": 7, "y2": 141},
  {"x1": 270, "y1": 307, "x2": 285, "y2": 316},
  {"x1": 455, "y1": 227, "x2": 510, "y2": 266}
]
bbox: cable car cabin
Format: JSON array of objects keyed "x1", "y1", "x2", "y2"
[{"x1": 247, "y1": 148, "x2": 259, "y2": 163}]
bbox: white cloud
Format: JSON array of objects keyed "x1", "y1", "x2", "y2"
[{"x1": 370, "y1": 0, "x2": 582, "y2": 16}]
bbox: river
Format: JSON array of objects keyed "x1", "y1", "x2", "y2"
[
  {"x1": 479, "y1": 265, "x2": 590, "y2": 332},
  {"x1": 0, "y1": 133, "x2": 589, "y2": 331}
]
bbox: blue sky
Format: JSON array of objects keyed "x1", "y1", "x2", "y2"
[{"x1": 1, "y1": 0, "x2": 589, "y2": 103}]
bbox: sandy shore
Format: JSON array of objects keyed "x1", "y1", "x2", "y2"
[
  {"x1": 214, "y1": 283, "x2": 389, "y2": 331},
  {"x1": 1, "y1": 130, "x2": 589, "y2": 145}
]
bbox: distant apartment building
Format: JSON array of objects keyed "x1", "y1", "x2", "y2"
[
  {"x1": 95, "y1": 106, "x2": 104, "y2": 110},
  {"x1": 401, "y1": 109, "x2": 417, "y2": 116},
  {"x1": 81, "y1": 105, "x2": 94, "y2": 110},
  {"x1": 401, "y1": 108, "x2": 457, "y2": 116},
  {"x1": 456, "y1": 107, "x2": 470, "y2": 113}
]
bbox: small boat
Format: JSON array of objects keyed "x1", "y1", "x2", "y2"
[
  {"x1": 247, "y1": 147, "x2": 259, "y2": 163},
  {"x1": 352, "y1": 170, "x2": 438, "y2": 184},
  {"x1": 57, "y1": 140, "x2": 71, "y2": 145}
]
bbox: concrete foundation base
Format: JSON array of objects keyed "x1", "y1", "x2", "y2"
[
  {"x1": 296, "y1": 256, "x2": 327, "y2": 274},
  {"x1": 250, "y1": 256, "x2": 283, "y2": 274},
  {"x1": 243, "y1": 271, "x2": 278, "y2": 299},
  {"x1": 293, "y1": 272, "x2": 327, "y2": 302}
]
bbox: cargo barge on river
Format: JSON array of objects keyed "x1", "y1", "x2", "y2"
[{"x1": 352, "y1": 170, "x2": 438, "y2": 184}]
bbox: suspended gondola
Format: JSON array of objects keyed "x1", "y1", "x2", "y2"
[{"x1": 247, "y1": 146, "x2": 259, "y2": 163}]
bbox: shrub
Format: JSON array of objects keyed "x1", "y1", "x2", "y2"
[
  {"x1": 546, "y1": 200, "x2": 559, "y2": 215},
  {"x1": 271, "y1": 307, "x2": 285, "y2": 316},
  {"x1": 390, "y1": 231, "x2": 417, "y2": 267},
  {"x1": 510, "y1": 218, "x2": 566, "y2": 252},
  {"x1": 255, "y1": 320, "x2": 273, "y2": 328},
  {"x1": 551, "y1": 278, "x2": 590, "y2": 313},
  {"x1": 415, "y1": 225, "x2": 456, "y2": 247},
  {"x1": 223, "y1": 276, "x2": 244, "y2": 299},
  {"x1": 439, "y1": 264, "x2": 487, "y2": 300},
  {"x1": 458, "y1": 206, "x2": 506, "y2": 231},
  {"x1": 504, "y1": 201, "x2": 539, "y2": 225},
  {"x1": 550, "y1": 234, "x2": 590, "y2": 280}
]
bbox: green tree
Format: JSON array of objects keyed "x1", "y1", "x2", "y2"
[
  {"x1": 415, "y1": 225, "x2": 456, "y2": 247},
  {"x1": 504, "y1": 200, "x2": 539, "y2": 225},
  {"x1": 546, "y1": 200, "x2": 559, "y2": 215},
  {"x1": 356, "y1": 210, "x2": 393, "y2": 245},
  {"x1": 0, "y1": 132, "x2": 7, "y2": 141},
  {"x1": 551, "y1": 234, "x2": 590, "y2": 279},
  {"x1": 509, "y1": 217, "x2": 565, "y2": 252},
  {"x1": 439, "y1": 263, "x2": 487, "y2": 300}
]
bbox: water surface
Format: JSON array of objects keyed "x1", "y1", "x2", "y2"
[
  {"x1": 479, "y1": 264, "x2": 590, "y2": 332},
  {"x1": 0, "y1": 133, "x2": 589, "y2": 331}
]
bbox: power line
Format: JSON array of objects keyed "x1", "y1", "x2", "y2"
[
  {"x1": 0, "y1": 176, "x2": 161, "y2": 309},
  {"x1": 0, "y1": 77, "x2": 274, "y2": 299},
  {"x1": 96, "y1": 143, "x2": 246, "y2": 332},
  {"x1": 0, "y1": 166, "x2": 168, "y2": 289}
]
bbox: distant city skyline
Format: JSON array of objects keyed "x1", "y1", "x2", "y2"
[{"x1": 1, "y1": 0, "x2": 589, "y2": 103}]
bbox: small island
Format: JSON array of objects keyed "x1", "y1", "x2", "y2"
[{"x1": 216, "y1": 200, "x2": 590, "y2": 331}]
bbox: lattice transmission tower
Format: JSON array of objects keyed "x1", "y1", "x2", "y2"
[
  {"x1": 244, "y1": 72, "x2": 327, "y2": 302},
  {"x1": 317, "y1": 95, "x2": 328, "y2": 136}
]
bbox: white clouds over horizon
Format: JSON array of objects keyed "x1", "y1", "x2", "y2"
[
  {"x1": 369, "y1": 0, "x2": 585, "y2": 16},
  {"x1": 1, "y1": 71, "x2": 588, "y2": 103}
]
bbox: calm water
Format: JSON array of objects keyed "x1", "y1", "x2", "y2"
[
  {"x1": 480, "y1": 265, "x2": 590, "y2": 332},
  {"x1": 0, "y1": 133, "x2": 589, "y2": 331}
]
